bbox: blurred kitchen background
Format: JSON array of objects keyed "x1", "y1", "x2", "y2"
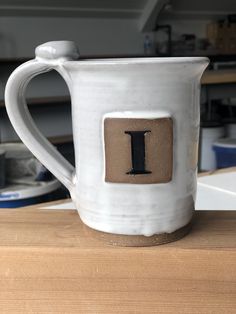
[{"x1": 0, "y1": 0, "x2": 236, "y2": 206}]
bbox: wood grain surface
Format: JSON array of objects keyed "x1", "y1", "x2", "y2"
[{"x1": 0, "y1": 208, "x2": 235, "y2": 313}]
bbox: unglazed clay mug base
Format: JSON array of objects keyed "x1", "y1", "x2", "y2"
[
  {"x1": 5, "y1": 41, "x2": 209, "y2": 246},
  {"x1": 83, "y1": 221, "x2": 192, "y2": 247}
]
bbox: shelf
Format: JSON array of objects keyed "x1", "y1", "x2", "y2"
[
  {"x1": 0, "y1": 96, "x2": 70, "y2": 108},
  {"x1": 0, "y1": 57, "x2": 30, "y2": 64},
  {"x1": 27, "y1": 96, "x2": 70, "y2": 106},
  {"x1": 4, "y1": 134, "x2": 73, "y2": 145},
  {"x1": 201, "y1": 69, "x2": 236, "y2": 85},
  {"x1": 48, "y1": 134, "x2": 73, "y2": 145}
]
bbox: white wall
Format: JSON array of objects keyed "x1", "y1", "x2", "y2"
[
  {"x1": 0, "y1": 17, "x2": 147, "y2": 58},
  {"x1": 0, "y1": 16, "x2": 150, "y2": 142},
  {"x1": 0, "y1": 16, "x2": 214, "y2": 58},
  {"x1": 0, "y1": 15, "x2": 211, "y2": 101},
  {"x1": 0, "y1": 14, "x2": 216, "y2": 143}
]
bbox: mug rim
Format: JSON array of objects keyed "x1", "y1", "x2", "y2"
[{"x1": 64, "y1": 56, "x2": 209, "y2": 67}]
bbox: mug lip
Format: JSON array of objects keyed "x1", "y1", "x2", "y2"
[{"x1": 64, "y1": 56, "x2": 209, "y2": 67}]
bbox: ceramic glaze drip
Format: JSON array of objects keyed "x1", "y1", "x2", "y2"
[{"x1": 5, "y1": 41, "x2": 209, "y2": 237}]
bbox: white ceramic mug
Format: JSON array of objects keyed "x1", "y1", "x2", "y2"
[{"x1": 5, "y1": 41, "x2": 209, "y2": 244}]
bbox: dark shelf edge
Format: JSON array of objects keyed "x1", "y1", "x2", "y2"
[{"x1": 0, "y1": 96, "x2": 70, "y2": 108}]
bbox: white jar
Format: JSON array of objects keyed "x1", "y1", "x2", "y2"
[{"x1": 200, "y1": 125, "x2": 225, "y2": 171}]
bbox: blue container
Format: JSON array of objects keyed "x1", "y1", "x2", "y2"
[
  {"x1": 0, "y1": 179, "x2": 61, "y2": 208},
  {"x1": 0, "y1": 193, "x2": 54, "y2": 208},
  {"x1": 213, "y1": 138, "x2": 236, "y2": 169}
]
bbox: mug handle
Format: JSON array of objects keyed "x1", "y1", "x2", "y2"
[{"x1": 5, "y1": 41, "x2": 79, "y2": 194}]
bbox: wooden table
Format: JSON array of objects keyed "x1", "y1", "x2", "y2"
[{"x1": 0, "y1": 207, "x2": 235, "y2": 313}]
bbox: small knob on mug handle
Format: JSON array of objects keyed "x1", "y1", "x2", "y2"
[{"x1": 35, "y1": 41, "x2": 80, "y2": 61}]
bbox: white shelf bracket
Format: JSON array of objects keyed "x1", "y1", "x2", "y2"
[{"x1": 139, "y1": 0, "x2": 168, "y2": 32}]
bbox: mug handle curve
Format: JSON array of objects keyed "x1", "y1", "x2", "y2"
[{"x1": 5, "y1": 41, "x2": 79, "y2": 194}]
